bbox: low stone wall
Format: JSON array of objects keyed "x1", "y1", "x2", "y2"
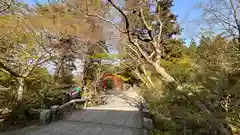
[
  {"x1": 38, "y1": 96, "x2": 107, "y2": 125},
  {"x1": 37, "y1": 98, "x2": 88, "y2": 124}
]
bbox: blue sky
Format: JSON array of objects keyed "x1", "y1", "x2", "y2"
[
  {"x1": 23, "y1": 0, "x2": 203, "y2": 45},
  {"x1": 172, "y1": 0, "x2": 202, "y2": 45},
  {"x1": 22, "y1": 0, "x2": 47, "y2": 5}
]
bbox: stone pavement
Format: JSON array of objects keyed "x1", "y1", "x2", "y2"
[{"x1": 0, "y1": 89, "x2": 143, "y2": 135}]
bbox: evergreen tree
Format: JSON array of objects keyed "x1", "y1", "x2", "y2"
[
  {"x1": 187, "y1": 39, "x2": 197, "y2": 58},
  {"x1": 124, "y1": 0, "x2": 182, "y2": 59}
]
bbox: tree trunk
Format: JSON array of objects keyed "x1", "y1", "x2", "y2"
[
  {"x1": 93, "y1": 73, "x2": 102, "y2": 95},
  {"x1": 93, "y1": 82, "x2": 98, "y2": 95},
  {"x1": 153, "y1": 62, "x2": 176, "y2": 85},
  {"x1": 82, "y1": 58, "x2": 91, "y2": 87},
  {"x1": 92, "y1": 77, "x2": 98, "y2": 95},
  {"x1": 54, "y1": 56, "x2": 65, "y2": 82},
  {"x1": 17, "y1": 78, "x2": 25, "y2": 102},
  {"x1": 133, "y1": 69, "x2": 151, "y2": 89},
  {"x1": 141, "y1": 65, "x2": 155, "y2": 88}
]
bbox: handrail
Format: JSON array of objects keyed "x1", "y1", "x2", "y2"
[
  {"x1": 29, "y1": 95, "x2": 107, "y2": 125},
  {"x1": 57, "y1": 98, "x2": 88, "y2": 110}
]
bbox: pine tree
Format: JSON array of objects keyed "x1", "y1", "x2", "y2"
[
  {"x1": 187, "y1": 39, "x2": 197, "y2": 58},
  {"x1": 156, "y1": 0, "x2": 180, "y2": 38},
  {"x1": 124, "y1": 0, "x2": 182, "y2": 59},
  {"x1": 156, "y1": 0, "x2": 182, "y2": 59}
]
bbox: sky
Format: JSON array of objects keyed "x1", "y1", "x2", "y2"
[
  {"x1": 22, "y1": 0, "x2": 48, "y2": 5},
  {"x1": 22, "y1": 0, "x2": 203, "y2": 45},
  {"x1": 172, "y1": 0, "x2": 203, "y2": 45}
]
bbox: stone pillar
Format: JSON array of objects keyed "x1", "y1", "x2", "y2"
[
  {"x1": 40, "y1": 109, "x2": 51, "y2": 125},
  {"x1": 51, "y1": 105, "x2": 59, "y2": 121}
]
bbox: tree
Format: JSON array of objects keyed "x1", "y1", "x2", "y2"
[
  {"x1": 0, "y1": 0, "x2": 107, "y2": 102},
  {"x1": 195, "y1": 35, "x2": 240, "y2": 134},
  {"x1": 81, "y1": 40, "x2": 108, "y2": 93},
  {"x1": 82, "y1": 0, "x2": 234, "y2": 134},
  {"x1": 0, "y1": 21, "x2": 53, "y2": 101},
  {"x1": 200, "y1": 0, "x2": 240, "y2": 47},
  {"x1": 0, "y1": 0, "x2": 13, "y2": 13},
  {"x1": 187, "y1": 39, "x2": 197, "y2": 58},
  {"x1": 31, "y1": 0, "x2": 106, "y2": 41},
  {"x1": 0, "y1": 0, "x2": 113, "y2": 128}
]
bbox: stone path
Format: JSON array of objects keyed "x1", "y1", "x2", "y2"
[{"x1": 0, "y1": 89, "x2": 143, "y2": 135}]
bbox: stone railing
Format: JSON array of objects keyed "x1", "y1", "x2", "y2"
[
  {"x1": 35, "y1": 95, "x2": 107, "y2": 125},
  {"x1": 30, "y1": 98, "x2": 88, "y2": 125}
]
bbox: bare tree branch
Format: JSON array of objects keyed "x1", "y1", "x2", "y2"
[
  {"x1": 36, "y1": 56, "x2": 52, "y2": 66},
  {"x1": 156, "y1": 14, "x2": 163, "y2": 42},
  {"x1": 229, "y1": 0, "x2": 240, "y2": 42},
  {"x1": 138, "y1": 7, "x2": 154, "y2": 40},
  {"x1": 0, "y1": 0, "x2": 13, "y2": 13},
  {"x1": 148, "y1": 51, "x2": 155, "y2": 59},
  {"x1": 79, "y1": 8, "x2": 126, "y2": 33},
  {"x1": 210, "y1": 12, "x2": 237, "y2": 38},
  {"x1": 140, "y1": 8, "x2": 152, "y2": 31},
  {"x1": 134, "y1": 40, "x2": 153, "y2": 63},
  {"x1": 28, "y1": 28, "x2": 53, "y2": 56},
  {"x1": 107, "y1": 0, "x2": 133, "y2": 43},
  {"x1": 0, "y1": 61, "x2": 22, "y2": 77},
  {"x1": 123, "y1": 42, "x2": 145, "y2": 63},
  {"x1": 0, "y1": 85, "x2": 10, "y2": 91},
  {"x1": 204, "y1": 8, "x2": 239, "y2": 30},
  {"x1": 107, "y1": 0, "x2": 155, "y2": 64}
]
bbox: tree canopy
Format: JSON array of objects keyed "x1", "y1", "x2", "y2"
[{"x1": 1, "y1": 0, "x2": 240, "y2": 135}]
